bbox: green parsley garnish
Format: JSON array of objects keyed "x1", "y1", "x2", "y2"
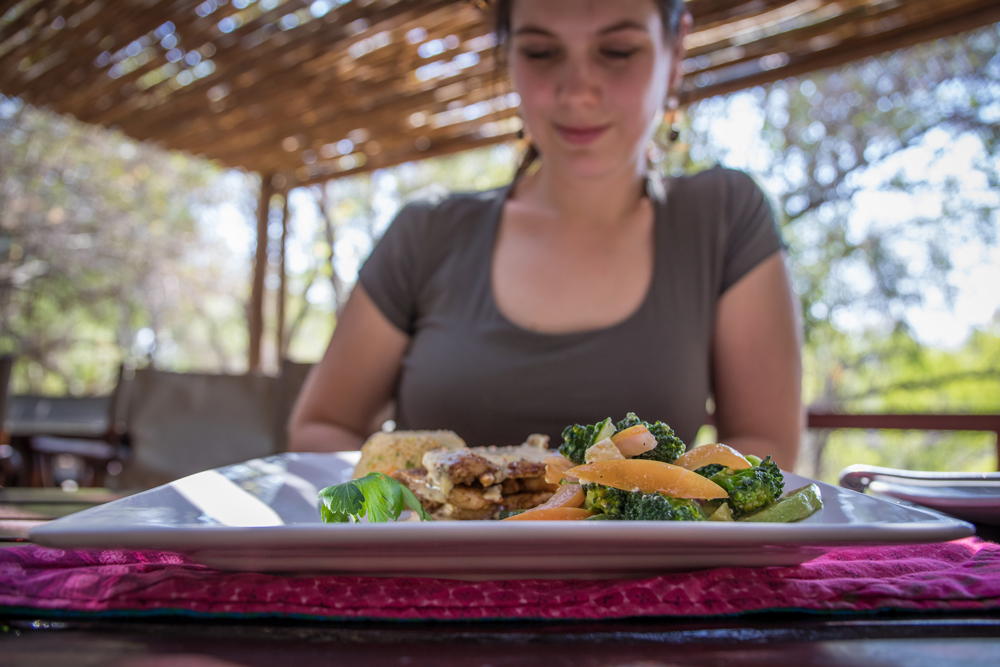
[{"x1": 318, "y1": 472, "x2": 434, "y2": 523}]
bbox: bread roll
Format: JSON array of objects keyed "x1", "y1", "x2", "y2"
[{"x1": 352, "y1": 430, "x2": 466, "y2": 479}]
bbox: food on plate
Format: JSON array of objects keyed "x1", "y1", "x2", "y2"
[
  {"x1": 501, "y1": 481, "x2": 587, "y2": 521},
  {"x1": 352, "y1": 429, "x2": 466, "y2": 479},
  {"x1": 707, "y1": 502, "x2": 734, "y2": 522},
  {"x1": 550, "y1": 414, "x2": 815, "y2": 523},
  {"x1": 575, "y1": 453, "x2": 795, "y2": 522},
  {"x1": 391, "y1": 433, "x2": 559, "y2": 520},
  {"x1": 558, "y1": 413, "x2": 685, "y2": 466},
  {"x1": 737, "y1": 483, "x2": 823, "y2": 523},
  {"x1": 584, "y1": 438, "x2": 625, "y2": 463},
  {"x1": 567, "y1": 459, "x2": 730, "y2": 499},
  {"x1": 501, "y1": 507, "x2": 595, "y2": 521},
  {"x1": 673, "y1": 443, "x2": 751, "y2": 472},
  {"x1": 544, "y1": 454, "x2": 576, "y2": 485},
  {"x1": 609, "y1": 424, "x2": 658, "y2": 458},
  {"x1": 699, "y1": 455, "x2": 785, "y2": 518},
  {"x1": 584, "y1": 483, "x2": 707, "y2": 521},
  {"x1": 318, "y1": 472, "x2": 433, "y2": 523},
  {"x1": 317, "y1": 413, "x2": 823, "y2": 523}
]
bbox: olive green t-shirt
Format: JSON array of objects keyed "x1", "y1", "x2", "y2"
[{"x1": 358, "y1": 166, "x2": 784, "y2": 448}]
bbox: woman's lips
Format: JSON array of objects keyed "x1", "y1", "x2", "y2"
[{"x1": 554, "y1": 123, "x2": 610, "y2": 145}]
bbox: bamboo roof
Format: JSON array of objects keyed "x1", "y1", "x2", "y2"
[{"x1": 2, "y1": 0, "x2": 998, "y2": 188}]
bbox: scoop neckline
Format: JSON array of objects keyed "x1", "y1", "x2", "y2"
[{"x1": 484, "y1": 177, "x2": 667, "y2": 341}]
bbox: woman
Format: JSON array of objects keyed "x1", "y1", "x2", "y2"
[{"x1": 289, "y1": 0, "x2": 803, "y2": 469}]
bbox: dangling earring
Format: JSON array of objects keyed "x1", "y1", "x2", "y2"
[{"x1": 664, "y1": 95, "x2": 681, "y2": 142}]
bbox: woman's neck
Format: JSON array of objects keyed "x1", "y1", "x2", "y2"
[{"x1": 515, "y1": 160, "x2": 648, "y2": 229}]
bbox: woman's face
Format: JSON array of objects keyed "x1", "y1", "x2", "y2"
[{"x1": 509, "y1": 0, "x2": 684, "y2": 180}]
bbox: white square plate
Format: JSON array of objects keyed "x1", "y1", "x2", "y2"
[{"x1": 30, "y1": 453, "x2": 975, "y2": 578}]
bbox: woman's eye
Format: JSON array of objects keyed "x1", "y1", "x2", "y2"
[
  {"x1": 602, "y1": 48, "x2": 638, "y2": 60},
  {"x1": 522, "y1": 48, "x2": 558, "y2": 60}
]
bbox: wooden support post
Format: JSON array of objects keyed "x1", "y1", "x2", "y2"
[
  {"x1": 995, "y1": 430, "x2": 1000, "y2": 474},
  {"x1": 248, "y1": 174, "x2": 274, "y2": 372},
  {"x1": 276, "y1": 192, "x2": 289, "y2": 361}
]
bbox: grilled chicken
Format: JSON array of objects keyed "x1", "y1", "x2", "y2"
[{"x1": 389, "y1": 436, "x2": 557, "y2": 520}]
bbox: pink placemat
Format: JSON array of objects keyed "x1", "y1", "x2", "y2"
[{"x1": 1, "y1": 539, "x2": 998, "y2": 621}]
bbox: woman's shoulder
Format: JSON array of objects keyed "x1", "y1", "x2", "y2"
[
  {"x1": 391, "y1": 184, "x2": 508, "y2": 235},
  {"x1": 659, "y1": 166, "x2": 772, "y2": 230},
  {"x1": 373, "y1": 185, "x2": 508, "y2": 282},
  {"x1": 664, "y1": 165, "x2": 763, "y2": 200}
]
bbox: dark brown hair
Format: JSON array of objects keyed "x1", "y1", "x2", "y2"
[{"x1": 493, "y1": 0, "x2": 689, "y2": 181}]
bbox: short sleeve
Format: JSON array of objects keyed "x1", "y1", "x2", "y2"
[
  {"x1": 720, "y1": 169, "x2": 785, "y2": 294},
  {"x1": 357, "y1": 201, "x2": 434, "y2": 335}
]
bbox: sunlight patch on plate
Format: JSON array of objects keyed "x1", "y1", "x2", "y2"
[{"x1": 171, "y1": 470, "x2": 284, "y2": 527}]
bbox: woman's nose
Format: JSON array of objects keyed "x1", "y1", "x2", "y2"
[{"x1": 557, "y1": 56, "x2": 602, "y2": 107}]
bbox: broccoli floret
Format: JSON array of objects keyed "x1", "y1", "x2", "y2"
[
  {"x1": 634, "y1": 493, "x2": 705, "y2": 521},
  {"x1": 558, "y1": 424, "x2": 594, "y2": 465},
  {"x1": 616, "y1": 412, "x2": 643, "y2": 431},
  {"x1": 559, "y1": 413, "x2": 686, "y2": 466},
  {"x1": 584, "y1": 483, "x2": 631, "y2": 519},
  {"x1": 636, "y1": 422, "x2": 686, "y2": 464},
  {"x1": 694, "y1": 463, "x2": 727, "y2": 479},
  {"x1": 615, "y1": 412, "x2": 686, "y2": 464},
  {"x1": 558, "y1": 418, "x2": 614, "y2": 465},
  {"x1": 709, "y1": 455, "x2": 784, "y2": 518},
  {"x1": 584, "y1": 483, "x2": 706, "y2": 521}
]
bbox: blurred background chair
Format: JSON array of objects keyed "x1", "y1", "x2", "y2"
[
  {"x1": 15, "y1": 366, "x2": 127, "y2": 489},
  {"x1": 2, "y1": 357, "x2": 121, "y2": 488},
  {"x1": 6, "y1": 360, "x2": 394, "y2": 490},
  {"x1": 0, "y1": 356, "x2": 11, "y2": 436},
  {"x1": 29, "y1": 435, "x2": 119, "y2": 488},
  {"x1": 0, "y1": 355, "x2": 21, "y2": 486},
  {"x1": 117, "y1": 368, "x2": 279, "y2": 489}
]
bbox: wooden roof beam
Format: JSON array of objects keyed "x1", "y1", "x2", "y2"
[{"x1": 684, "y1": 0, "x2": 1000, "y2": 102}]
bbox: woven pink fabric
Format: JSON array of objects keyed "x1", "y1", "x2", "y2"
[{"x1": 1, "y1": 539, "x2": 998, "y2": 620}]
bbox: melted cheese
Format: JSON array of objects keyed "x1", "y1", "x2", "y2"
[
  {"x1": 483, "y1": 484, "x2": 503, "y2": 503},
  {"x1": 421, "y1": 449, "x2": 461, "y2": 504},
  {"x1": 476, "y1": 444, "x2": 553, "y2": 482}
]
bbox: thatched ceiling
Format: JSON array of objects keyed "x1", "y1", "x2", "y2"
[{"x1": 2, "y1": 0, "x2": 998, "y2": 188}]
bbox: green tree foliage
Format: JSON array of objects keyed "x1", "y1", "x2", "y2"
[
  {"x1": 0, "y1": 97, "x2": 250, "y2": 394},
  {"x1": 653, "y1": 24, "x2": 1000, "y2": 477},
  {"x1": 804, "y1": 321, "x2": 1000, "y2": 481},
  {"x1": 661, "y1": 25, "x2": 1000, "y2": 345}
]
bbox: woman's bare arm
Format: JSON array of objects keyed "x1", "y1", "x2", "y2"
[
  {"x1": 711, "y1": 252, "x2": 803, "y2": 470},
  {"x1": 288, "y1": 284, "x2": 410, "y2": 452}
]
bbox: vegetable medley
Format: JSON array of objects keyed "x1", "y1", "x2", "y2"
[{"x1": 318, "y1": 413, "x2": 823, "y2": 523}]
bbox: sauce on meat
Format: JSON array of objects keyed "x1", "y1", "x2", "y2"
[{"x1": 421, "y1": 439, "x2": 551, "y2": 505}]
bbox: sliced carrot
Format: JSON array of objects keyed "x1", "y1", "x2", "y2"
[
  {"x1": 501, "y1": 507, "x2": 595, "y2": 521},
  {"x1": 610, "y1": 424, "x2": 657, "y2": 457},
  {"x1": 535, "y1": 482, "x2": 586, "y2": 510},
  {"x1": 499, "y1": 483, "x2": 585, "y2": 523},
  {"x1": 544, "y1": 455, "x2": 576, "y2": 485},
  {"x1": 567, "y1": 459, "x2": 729, "y2": 499},
  {"x1": 673, "y1": 443, "x2": 751, "y2": 472}
]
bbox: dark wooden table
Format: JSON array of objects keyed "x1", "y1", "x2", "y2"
[
  {"x1": 2, "y1": 612, "x2": 999, "y2": 666},
  {"x1": 1, "y1": 490, "x2": 998, "y2": 666}
]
